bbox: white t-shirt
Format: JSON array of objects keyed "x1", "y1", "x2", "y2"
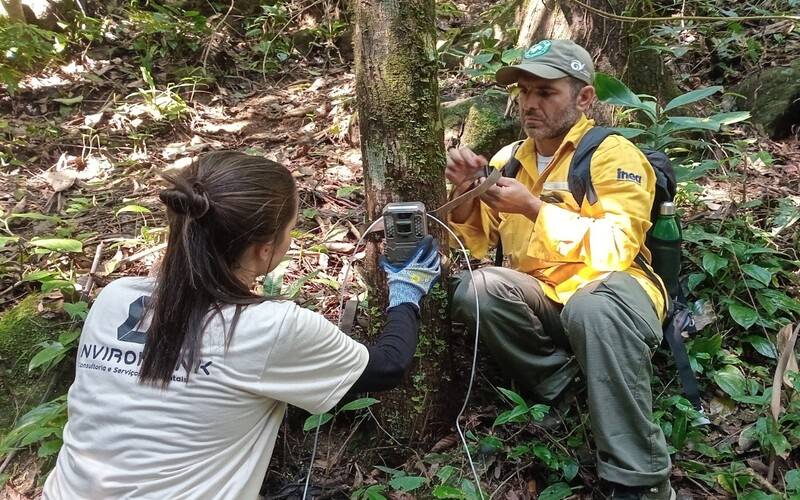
[
  {"x1": 537, "y1": 154, "x2": 553, "y2": 174},
  {"x1": 44, "y1": 277, "x2": 368, "y2": 500}
]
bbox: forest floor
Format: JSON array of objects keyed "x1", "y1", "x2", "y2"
[{"x1": 1, "y1": 2, "x2": 799, "y2": 499}]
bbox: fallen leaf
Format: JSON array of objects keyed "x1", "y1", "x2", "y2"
[
  {"x1": 777, "y1": 323, "x2": 799, "y2": 388},
  {"x1": 45, "y1": 170, "x2": 77, "y2": 193},
  {"x1": 772, "y1": 323, "x2": 799, "y2": 422},
  {"x1": 84, "y1": 111, "x2": 104, "y2": 128}
]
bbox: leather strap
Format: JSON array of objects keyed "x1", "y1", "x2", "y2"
[{"x1": 433, "y1": 167, "x2": 502, "y2": 217}]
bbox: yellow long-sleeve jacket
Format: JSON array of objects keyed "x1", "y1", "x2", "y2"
[{"x1": 449, "y1": 114, "x2": 667, "y2": 320}]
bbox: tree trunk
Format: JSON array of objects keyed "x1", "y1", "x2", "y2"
[
  {"x1": 515, "y1": 0, "x2": 678, "y2": 105},
  {"x1": 0, "y1": 0, "x2": 26, "y2": 22},
  {"x1": 353, "y1": 0, "x2": 452, "y2": 443}
]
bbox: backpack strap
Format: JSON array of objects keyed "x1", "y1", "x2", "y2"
[
  {"x1": 568, "y1": 127, "x2": 617, "y2": 206},
  {"x1": 494, "y1": 141, "x2": 524, "y2": 267},
  {"x1": 663, "y1": 291, "x2": 704, "y2": 412}
]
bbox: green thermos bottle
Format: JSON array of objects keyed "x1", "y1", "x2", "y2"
[{"x1": 648, "y1": 202, "x2": 682, "y2": 299}]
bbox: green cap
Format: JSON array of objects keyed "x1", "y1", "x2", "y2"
[{"x1": 495, "y1": 39, "x2": 595, "y2": 86}]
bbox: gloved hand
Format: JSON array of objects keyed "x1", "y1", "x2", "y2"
[{"x1": 380, "y1": 235, "x2": 441, "y2": 310}]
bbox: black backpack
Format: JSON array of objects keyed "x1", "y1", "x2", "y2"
[{"x1": 496, "y1": 127, "x2": 703, "y2": 411}]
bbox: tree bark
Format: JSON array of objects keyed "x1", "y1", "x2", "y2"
[
  {"x1": 0, "y1": 0, "x2": 26, "y2": 22},
  {"x1": 515, "y1": 0, "x2": 678, "y2": 105},
  {"x1": 353, "y1": 0, "x2": 452, "y2": 443}
]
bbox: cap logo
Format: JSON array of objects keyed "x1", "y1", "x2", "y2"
[
  {"x1": 570, "y1": 60, "x2": 586, "y2": 72},
  {"x1": 524, "y1": 40, "x2": 551, "y2": 59}
]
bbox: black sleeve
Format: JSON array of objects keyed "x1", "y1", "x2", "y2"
[{"x1": 347, "y1": 303, "x2": 420, "y2": 393}]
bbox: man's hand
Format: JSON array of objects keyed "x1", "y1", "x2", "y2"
[
  {"x1": 446, "y1": 147, "x2": 487, "y2": 195},
  {"x1": 481, "y1": 177, "x2": 543, "y2": 222}
]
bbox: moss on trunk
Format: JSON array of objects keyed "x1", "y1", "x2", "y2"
[{"x1": 0, "y1": 295, "x2": 71, "y2": 432}]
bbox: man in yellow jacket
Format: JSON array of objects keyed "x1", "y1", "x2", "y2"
[{"x1": 448, "y1": 39, "x2": 674, "y2": 500}]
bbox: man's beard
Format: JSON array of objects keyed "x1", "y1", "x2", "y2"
[{"x1": 523, "y1": 103, "x2": 581, "y2": 142}]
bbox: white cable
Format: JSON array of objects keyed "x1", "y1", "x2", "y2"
[
  {"x1": 302, "y1": 217, "x2": 385, "y2": 500},
  {"x1": 426, "y1": 214, "x2": 484, "y2": 500},
  {"x1": 302, "y1": 214, "x2": 484, "y2": 500}
]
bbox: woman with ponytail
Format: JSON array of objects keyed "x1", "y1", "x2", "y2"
[{"x1": 44, "y1": 151, "x2": 440, "y2": 499}]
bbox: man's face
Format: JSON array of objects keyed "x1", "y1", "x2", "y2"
[{"x1": 517, "y1": 74, "x2": 584, "y2": 143}]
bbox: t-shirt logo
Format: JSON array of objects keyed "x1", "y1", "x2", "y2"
[
  {"x1": 117, "y1": 296, "x2": 150, "y2": 344},
  {"x1": 524, "y1": 40, "x2": 551, "y2": 59}
]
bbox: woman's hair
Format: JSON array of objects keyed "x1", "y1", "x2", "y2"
[{"x1": 139, "y1": 151, "x2": 297, "y2": 387}]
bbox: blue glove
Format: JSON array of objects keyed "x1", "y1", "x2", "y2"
[{"x1": 380, "y1": 235, "x2": 441, "y2": 310}]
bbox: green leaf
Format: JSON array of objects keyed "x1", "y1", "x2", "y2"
[
  {"x1": 432, "y1": 485, "x2": 465, "y2": 499},
  {"x1": 528, "y1": 403, "x2": 549, "y2": 421},
  {"x1": 744, "y1": 335, "x2": 777, "y2": 359},
  {"x1": 57, "y1": 331, "x2": 81, "y2": 348},
  {"x1": 336, "y1": 185, "x2": 362, "y2": 199},
  {"x1": 302, "y1": 413, "x2": 333, "y2": 432},
  {"x1": 37, "y1": 438, "x2": 62, "y2": 457},
  {"x1": 539, "y1": 482, "x2": 572, "y2": 500},
  {"x1": 663, "y1": 86, "x2": 723, "y2": 112},
  {"x1": 29, "y1": 238, "x2": 83, "y2": 253},
  {"x1": 671, "y1": 412, "x2": 687, "y2": 449},
  {"x1": 609, "y1": 127, "x2": 647, "y2": 139},
  {"x1": 41, "y1": 280, "x2": 75, "y2": 294},
  {"x1": 498, "y1": 387, "x2": 527, "y2": 407},
  {"x1": 436, "y1": 465, "x2": 456, "y2": 483},
  {"x1": 786, "y1": 469, "x2": 800, "y2": 492},
  {"x1": 5, "y1": 212, "x2": 60, "y2": 223},
  {"x1": 28, "y1": 342, "x2": 67, "y2": 371},
  {"x1": 493, "y1": 405, "x2": 529, "y2": 426},
  {"x1": 22, "y1": 270, "x2": 58, "y2": 282},
  {"x1": 701, "y1": 252, "x2": 728, "y2": 277},
  {"x1": 686, "y1": 272, "x2": 706, "y2": 292},
  {"x1": 728, "y1": 302, "x2": 759, "y2": 329},
  {"x1": 374, "y1": 465, "x2": 402, "y2": 477},
  {"x1": 757, "y1": 289, "x2": 800, "y2": 314},
  {"x1": 115, "y1": 204, "x2": 151, "y2": 216},
  {"x1": 0, "y1": 236, "x2": 19, "y2": 249},
  {"x1": 284, "y1": 271, "x2": 319, "y2": 299},
  {"x1": 666, "y1": 111, "x2": 750, "y2": 132},
  {"x1": 501, "y1": 47, "x2": 524, "y2": 64},
  {"x1": 389, "y1": 475, "x2": 427, "y2": 492},
  {"x1": 19, "y1": 426, "x2": 59, "y2": 446},
  {"x1": 363, "y1": 485, "x2": 387, "y2": 500},
  {"x1": 690, "y1": 334, "x2": 722, "y2": 356},
  {"x1": 674, "y1": 160, "x2": 720, "y2": 183},
  {"x1": 713, "y1": 365, "x2": 746, "y2": 398},
  {"x1": 741, "y1": 264, "x2": 772, "y2": 286},
  {"x1": 473, "y1": 51, "x2": 495, "y2": 65},
  {"x1": 561, "y1": 459, "x2": 579, "y2": 481},
  {"x1": 340, "y1": 397, "x2": 379, "y2": 412},
  {"x1": 594, "y1": 72, "x2": 642, "y2": 108},
  {"x1": 63, "y1": 301, "x2": 89, "y2": 320},
  {"x1": 740, "y1": 491, "x2": 779, "y2": 500}
]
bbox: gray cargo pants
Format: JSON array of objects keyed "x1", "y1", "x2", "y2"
[{"x1": 451, "y1": 267, "x2": 671, "y2": 487}]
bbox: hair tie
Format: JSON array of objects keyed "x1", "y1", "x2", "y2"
[{"x1": 192, "y1": 183, "x2": 213, "y2": 219}]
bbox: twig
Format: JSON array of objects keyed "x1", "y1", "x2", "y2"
[
  {"x1": 490, "y1": 461, "x2": 535, "y2": 499},
  {"x1": 202, "y1": 0, "x2": 236, "y2": 70},
  {"x1": 748, "y1": 467, "x2": 781, "y2": 495},
  {"x1": 567, "y1": 0, "x2": 800, "y2": 22},
  {"x1": 120, "y1": 243, "x2": 168, "y2": 265},
  {"x1": 0, "y1": 281, "x2": 23, "y2": 298}
]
